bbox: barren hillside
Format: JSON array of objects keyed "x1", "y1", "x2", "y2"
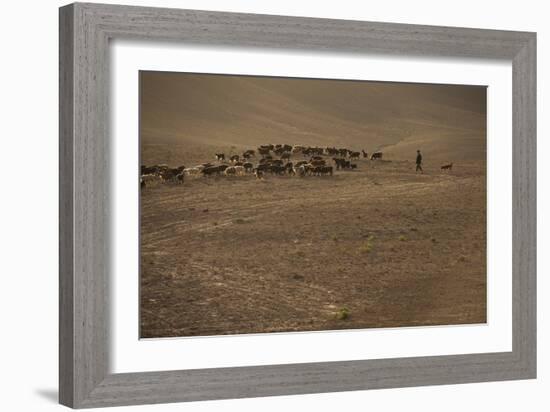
[{"x1": 140, "y1": 72, "x2": 486, "y2": 164}]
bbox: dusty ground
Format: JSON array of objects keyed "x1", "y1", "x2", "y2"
[{"x1": 140, "y1": 153, "x2": 486, "y2": 338}]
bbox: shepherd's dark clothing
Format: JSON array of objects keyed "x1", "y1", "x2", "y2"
[{"x1": 416, "y1": 153, "x2": 423, "y2": 172}]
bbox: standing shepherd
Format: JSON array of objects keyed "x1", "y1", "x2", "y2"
[{"x1": 416, "y1": 150, "x2": 423, "y2": 173}]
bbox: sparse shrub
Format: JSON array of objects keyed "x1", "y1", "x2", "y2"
[
  {"x1": 234, "y1": 218, "x2": 246, "y2": 224},
  {"x1": 359, "y1": 241, "x2": 373, "y2": 254},
  {"x1": 335, "y1": 307, "x2": 350, "y2": 320},
  {"x1": 398, "y1": 235, "x2": 407, "y2": 241}
]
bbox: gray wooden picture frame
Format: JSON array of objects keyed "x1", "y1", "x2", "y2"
[{"x1": 59, "y1": 2, "x2": 536, "y2": 409}]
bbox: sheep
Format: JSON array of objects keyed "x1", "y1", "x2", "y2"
[
  {"x1": 285, "y1": 162, "x2": 295, "y2": 175},
  {"x1": 268, "y1": 164, "x2": 286, "y2": 175},
  {"x1": 243, "y1": 162, "x2": 254, "y2": 173},
  {"x1": 184, "y1": 167, "x2": 202, "y2": 177},
  {"x1": 148, "y1": 144, "x2": 367, "y2": 187},
  {"x1": 141, "y1": 164, "x2": 167, "y2": 176},
  {"x1": 302, "y1": 163, "x2": 315, "y2": 175},
  {"x1": 159, "y1": 167, "x2": 180, "y2": 182},
  {"x1": 258, "y1": 148, "x2": 271, "y2": 157},
  {"x1": 273, "y1": 147, "x2": 286, "y2": 156},
  {"x1": 254, "y1": 169, "x2": 264, "y2": 179},
  {"x1": 312, "y1": 165, "x2": 333, "y2": 176},
  {"x1": 203, "y1": 165, "x2": 228, "y2": 176},
  {"x1": 255, "y1": 164, "x2": 271, "y2": 174},
  {"x1": 371, "y1": 152, "x2": 383, "y2": 160},
  {"x1": 295, "y1": 165, "x2": 307, "y2": 177},
  {"x1": 325, "y1": 147, "x2": 339, "y2": 156},
  {"x1": 141, "y1": 165, "x2": 153, "y2": 175},
  {"x1": 224, "y1": 166, "x2": 245, "y2": 176},
  {"x1": 310, "y1": 159, "x2": 326, "y2": 167},
  {"x1": 141, "y1": 174, "x2": 163, "y2": 185}
]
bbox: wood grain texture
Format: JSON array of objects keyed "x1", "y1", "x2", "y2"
[
  {"x1": 59, "y1": 4, "x2": 74, "y2": 406},
  {"x1": 59, "y1": 2, "x2": 537, "y2": 408},
  {"x1": 512, "y1": 35, "x2": 537, "y2": 374}
]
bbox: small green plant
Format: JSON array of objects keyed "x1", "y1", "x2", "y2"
[
  {"x1": 234, "y1": 218, "x2": 246, "y2": 224},
  {"x1": 335, "y1": 307, "x2": 350, "y2": 320},
  {"x1": 398, "y1": 235, "x2": 407, "y2": 241},
  {"x1": 359, "y1": 241, "x2": 373, "y2": 254}
]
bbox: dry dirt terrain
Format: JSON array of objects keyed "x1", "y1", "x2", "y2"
[
  {"x1": 139, "y1": 72, "x2": 487, "y2": 338},
  {"x1": 140, "y1": 151, "x2": 486, "y2": 338}
]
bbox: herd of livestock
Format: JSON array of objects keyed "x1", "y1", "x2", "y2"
[{"x1": 140, "y1": 144, "x2": 384, "y2": 188}]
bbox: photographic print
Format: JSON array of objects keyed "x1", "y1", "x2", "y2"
[{"x1": 139, "y1": 71, "x2": 487, "y2": 339}]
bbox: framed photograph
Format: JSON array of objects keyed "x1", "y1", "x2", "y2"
[{"x1": 59, "y1": 2, "x2": 536, "y2": 408}]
